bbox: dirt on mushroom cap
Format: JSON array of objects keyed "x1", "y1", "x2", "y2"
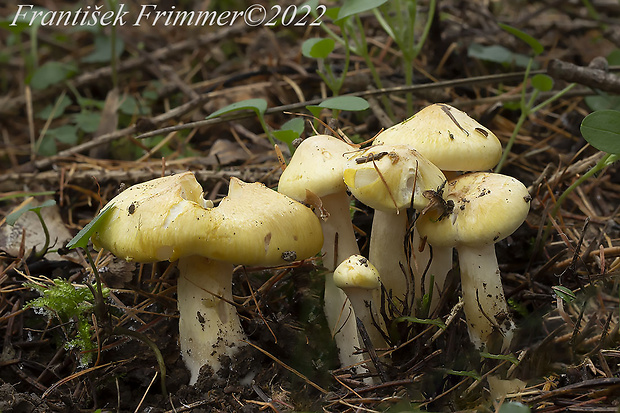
[
  {"x1": 373, "y1": 104, "x2": 502, "y2": 172},
  {"x1": 416, "y1": 172, "x2": 531, "y2": 247}
]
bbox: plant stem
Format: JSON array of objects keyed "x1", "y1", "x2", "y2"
[
  {"x1": 83, "y1": 248, "x2": 168, "y2": 396},
  {"x1": 257, "y1": 113, "x2": 276, "y2": 148},
  {"x1": 33, "y1": 210, "x2": 50, "y2": 260},
  {"x1": 114, "y1": 326, "x2": 168, "y2": 397},
  {"x1": 413, "y1": 0, "x2": 436, "y2": 60},
  {"x1": 353, "y1": 15, "x2": 395, "y2": 120},
  {"x1": 495, "y1": 55, "x2": 577, "y2": 173},
  {"x1": 495, "y1": 110, "x2": 528, "y2": 173},
  {"x1": 530, "y1": 83, "x2": 576, "y2": 113},
  {"x1": 83, "y1": 248, "x2": 107, "y2": 323}
]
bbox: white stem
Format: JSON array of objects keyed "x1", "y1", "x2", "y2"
[
  {"x1": 412, "y1": 231, "x2": 453, "y2": 315},
  {"x1": 320, "y1": 192, "x2": 360, "y2": 271},
  {"x1": 345, "y1": 290, "x2": 387, "y2": 349},
  {"x1": 177, "y1": 256, "x2": 247, "y2": 385},
  {"x1": 369, "y1": 210, "x2": 410, "y2": 310},
  {"x1": 457, "y1": 244, "x2": 515, "y2": 351},
  {"x1": 319, "y1": 192, "x2": 368, "y2": 374}
]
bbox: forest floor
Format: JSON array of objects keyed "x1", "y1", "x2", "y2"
[{"x1": 1, "y1": 0, "x2": 620, "y2": 412}]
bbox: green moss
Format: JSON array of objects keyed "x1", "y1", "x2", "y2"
[{"x1": 26, "y1": 278, "x2": 109, "y2": 366}]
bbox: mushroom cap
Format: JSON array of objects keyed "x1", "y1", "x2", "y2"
[
  {"x1": 343, "y1": 144, "x2": 446, "y2": 212},
  {"x1": 333, "y1": 255, "x2": 381, "y2": 290},
  {"x1": 416, "y1": 172, "x2": 530, "y2": 247},
  {"x1": 92, "y1": 172, "x2": 323, "y2": 266},
  {"x1": 373, "y1": 103, "x2": 502, "y2": 172},
  {"x1": 278, "y1": 135, "x2": 353, "y2": 201}
]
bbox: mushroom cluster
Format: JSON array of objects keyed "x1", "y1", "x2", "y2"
[
  {"x1": 277, "y1": 103, "x2": 529, "y2": 373},
  {"x1": 87, "y1": 103, "x2": 530, "y2": 385}
]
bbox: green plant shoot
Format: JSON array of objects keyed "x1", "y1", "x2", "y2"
[
  {"x1": 206, "y1": 98, "x2": 277, "y2": 147},
  {"x1": 494, "y1": 24, "x2": 576, "y2": 172},
  {"x1": 6, "y1": 199, "x2": 56, "y2": 259}
]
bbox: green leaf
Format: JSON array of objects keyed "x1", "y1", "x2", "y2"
[
  {"x1": 281, "y1": 117, "x2": 305, "y2": 135},
  {"x1": 498, "y1": 23, "x2": 544, "y2": 55},
  {"x1": 585, "y1": 94, "x2": 620, "y2": 112},
  {"x1": 337, "y1": 0, "x2": 388, "y2": 21},
  {"x1": 73, "y1": 112, "x2": 101, "y2": 133},
  {"x1": 580, "y1": 110, "x2": 620, "y2": 154},
  {"x1": 467, "y1": 43, "x2": 535, "y2": 69},
  {"x1": 302, "y1": 38, "x2": 335, "y2": 59},
  {"x1": 307, "y1": 105, "x2": 322, "y2": 120},
  {"x1": 66, "y1": 203, "x2": 115, "y2": 250},
  {"x1": 206, "y1": 98, "x2": 268, "y2": 119},
  {"x1": 30, "y1": 62, "x2": 77, "y2": 90},
  {"x1": 272, "y1": 129, "x2": 300, "y2": 146},
  {"x1": 324, "y1": 7, "x2": 340, "y2": 21},
  {"x1": 531, "y1": 74, "x2": 553, "y2": 92},
  {"x1": 607, "y1": 49, "x2": 620, "y2": 65},
  {"x1": 37, "y1": 135, "x2": 58, "y2": 156},
  {"x1": 0, "y1": 191, "x2": 55, "y2": 202},
  {"x1": 77, "y1": 97, "x2": 106, "y2": 110},
  {"x1": 317, "y1": 96, "x2": 370, "y2": 111},
  {"x1": 0, "y1": 6, "x2": 48, "y2": 34},
  {"x1": 468, "y1": 43, "x2": 513, "y2": 64},
  {"x1": 82, "y1": 34, "x2": 124, "y2": 63},
  {"x1": 119, "y1": 95, "x2": 150, "y2": 116},
  {"x1": 6, "y1": 199, "x2": 56, "y2": 226},
  {"x1": 273, "y1": 118, "x2": 305, "y2": 147},
  {"x1": 552, "y1": 285, "x2": 577, "y2": 303},
  {"x1": 47, "y1": 125, "x2": 79, "y2": 145},
  {"x1": 37, "y1": 95, "x2": 72, "y2": 120}
]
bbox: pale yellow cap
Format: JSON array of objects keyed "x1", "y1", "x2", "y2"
[
  {"x1": 333, "y1": 254, "x2": 381, "y2": 290},
  {"x1": 343, "y1": 144, "x2": 446, "y2": 212},
  {"x1": 374, "y1": 104, "x2": 502, "y2": 172},
  {"x1": 416, "y1": 172, "x2": 530, "y2": 247},
  {"x1": 92, "y1": 172, "x2": 323, "y2": 266},
  {"x1": 278, "y1": 135, "x2": 353, "y2": 201}
]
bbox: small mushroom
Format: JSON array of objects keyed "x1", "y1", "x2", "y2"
[
  {"x1": 416, "y1": 172, "x2": 530, "y2": 351},
  {"x1": 92, "y1": 172, "x2": 323, "y2": 384},
  {"x1": 333, "y1": 255, "x2": 387, "y2": 350}
]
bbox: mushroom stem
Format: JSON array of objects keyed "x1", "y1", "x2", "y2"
[
  {"x1": 457, "y1": 243, "x2": 515, "y2": 351},
  {"x1": 177, "y1": 255, "x2": 247, "y2": 384},
  {"x1": 412, "y1": 232, "x2": 453, "y2": 316},
  {"x1": 319, "y1": 191, "x2": 368, "y2": 372},
  {"x1": 369, "y1": 210, "x2": 411, "y2": 310},
  {"x1": 345, "y1": 287, "x2": 387, "y2": 350},
  {"x1": 320, "y1": 191, "x2": 360, "y2": 271}
]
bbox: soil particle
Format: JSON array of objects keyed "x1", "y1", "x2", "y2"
[{"x1": 0, "y1": 382, "x2": 49, "y2": 413}]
